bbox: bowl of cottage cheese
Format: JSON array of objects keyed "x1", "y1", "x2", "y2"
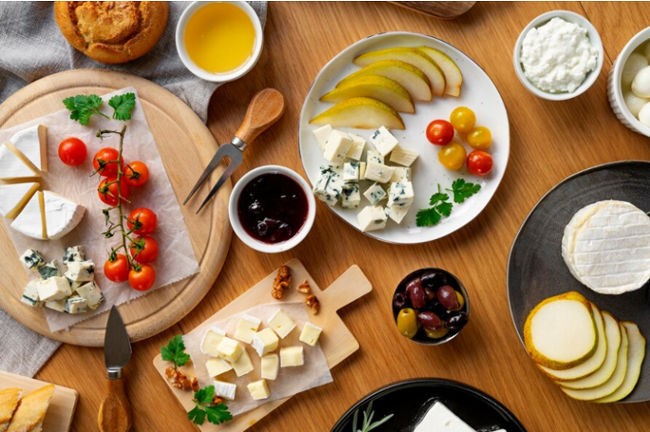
[{"x1": 513, "y1": 10, "x2": 603, "y2": 101}]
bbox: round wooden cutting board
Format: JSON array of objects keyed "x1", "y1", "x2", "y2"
[{"x1": 0, "y1": 69, "x2": 232, "y2": 347}]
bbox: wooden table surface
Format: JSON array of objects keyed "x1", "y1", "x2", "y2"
[{"x1": 34, "y1": 2, "x2": 650, "y2": 431}]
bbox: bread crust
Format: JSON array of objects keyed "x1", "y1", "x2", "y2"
[{"x1": 54, "y1": 1, "x2": 169, "y2": 64}]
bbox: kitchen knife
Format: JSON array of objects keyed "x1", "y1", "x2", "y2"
[{"x1": 98, "y1": 305, "x2": 133, "y2": 432}]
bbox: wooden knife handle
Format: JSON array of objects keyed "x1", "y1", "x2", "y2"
[
  {"x1": 234, "y1": 88, "x2": 286, "y2": 145},
  {"x1": 98, "y1": 377, "x2": 132, "y2": 432}
]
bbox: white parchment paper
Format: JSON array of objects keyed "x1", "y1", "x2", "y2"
[
  {"x1": 0, "y1": 87, "x2": 199, "y2": 331},
  {"x1": 183, "y1": 302, "x2": 333, "y2": 417}
]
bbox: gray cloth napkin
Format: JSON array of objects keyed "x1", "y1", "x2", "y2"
[{"x1": 0, "y1": 1, "x2": 267, "y2": 377}]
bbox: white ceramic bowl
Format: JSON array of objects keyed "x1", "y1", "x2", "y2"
[
  {"x1": 228, "y1": 165, "x2": 316, "y2": 253},
  {"x1": 513, "y1": 10, "x2": 603, "y2": 101},
  {"x1": 608, "y1": 27, "x2": 650, "y2": 137},
  {"x1": 175, "y1": 1, "x2": 264, "y2": 83}
]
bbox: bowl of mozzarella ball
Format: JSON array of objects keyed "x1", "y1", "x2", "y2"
[
  {"x1": 608, "y1": 27, "x2": 650, "y2": 136},
  {"x1": 514, "y1": 10, "x2": 603, "y2": 101}
]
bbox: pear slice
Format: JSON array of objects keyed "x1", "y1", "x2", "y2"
[
  {"x1": 354, "y1": 47, "x2": 446, "y2": 97},
  {"x1": 417, "y1": 46, "x2": 463, "y2": 97},
  {"x1": 321, "y1": 75, "x2": 415, "y2": 113},
  {"x1": 524, "y1": 291, "x2": 597, "y2": 369},
  {"x1": 596, "y1": 321, "x2": 646, "y2": 403},
  {"x1": 560, "y1": 322, "x2": 629, "y2": 401},
  {"x1": 554, "y1": 311, "x2": 621, "y2": 389},
  {"x1": 538, "y1": 304, "x2": 610, "y2": 381},
  {"x1": 310, "y1": 97, "x2": 405, "y2": 130},
  {"x1": 338, "y1": 60, "x2": 433, "y2": 102}
]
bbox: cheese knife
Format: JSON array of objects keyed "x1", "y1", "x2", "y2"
[{"x1": 98, "y1": 305, "x2": 133, "y2": 432}]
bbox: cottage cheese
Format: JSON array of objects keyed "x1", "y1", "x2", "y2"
[{"x1": 520, "y1": 17, "x2": 598, "y2": 93}]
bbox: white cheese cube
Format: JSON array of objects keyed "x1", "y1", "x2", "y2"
[
  {"x1": 369, "y1": 126, "x2": 399, "y2": 156},
  {"x1": 364, "y1": 162, "x2": 395, "y2": 184},
  {"x1": 38, "y1": 260, "x2": 63, "y2": 279},
  {"x1": 390, "y1": 167, "x2": 412, "y2": 183},
  {"x1": 357, "y1": 205, "x2": 388, "y2": 232},
  {"x1": 62, "y1": 245, "x2": 86, "y2": 263},
  {"x1": 36, "y1": 276, "x2": 71, "y2": 301},
  {"x1": 387, "y1": 181, "x2": 414, "y2": 207},
  {"x1": 205, "y1": 358, "x2": 232, "y2": 378},
  {"x1": 358, "y1": 161, "x2": 367, "y2": 180},
  {"x1": 345, "y1": 133, "x2": 366, "y2": 160},
  {"x1": 216, "y1": 337, "x2": 244, "y2": 362},
  {"x1": 323, "y1": 130, "x2": 352, "y2": 164},
  {"x1": 299, "y1": 322, "x2": 323, "y2": 346},
  {"x1": 260, "y1": 353, "x2": 279, "y2": 380},
  {"x1": 342, "y1": 161, "x2": 360, "y2": 182},
  {"x1": 21, "y1": 280, "x2": 42, "y2": 307},
  {"x1": 200, "y1": 327, "x2": 226, "y2": 357},
  {"x1": 312, "y1": 124, "x2": 332, "y2": 151},
  {"x1": 365, "y1": 148, "x2": 384, "y2": 165},
  {"x1": 389, "y1": 144, "x2": 419, "y2": 167},
  {"x1": 247, "y1": 379, "x2": 270, "y2": 400},
  {"x1": 385, "y1": 205, "x2": 411, "y2": 224},
  {"x1": 20, "y1": 249, "x2": 45, "y2": 272},
  {"x1": 231, "y1": 348, "x2": 254, "y2": 377},
  {"x1": 233, "y1": 314, "x2": 262, "y2": 344},
  {"x1": 64, "y1": 296, "x2": 88, "y2": 314},
  {"x1": 341, "y1": 183, "x2": 361, "y2": 209},
  {"x1": 313, "y1": 165, "x2": 344, "y2": 206},
  {"x1": 45, "y1": 299, "x2": 66, "y2": 312},
  {"x1": 74, "y1": 281, "x2": 104, "y2": 310},
  {"x1": 251, "y1": 327, "x2": 279, "y2": 356},
  {"x1": 213, "y1": 380, "x2": 237, "y2": 400},
  {"x1": 363, "y1": 183, "x2": 386, "y2": 205},
  {"x1": 64, "y1": 260, "x2": 95, "y2": 283},
  {"x1": 267, "y1": 309, "x2": 296, "y2": 339},
  {"x1": 280, "y1": 345, "x2": 304, "y2": 368}
]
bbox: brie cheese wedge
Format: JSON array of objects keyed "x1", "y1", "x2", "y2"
[
  {"x1": 0, "y1": 143, "x2": 38, "y2": 180},
  {"x1": 0, "y1": 182, "x2": 39, "y2": 219},
  {"x1": 10, "y1": 190, "x2": 85, "y2": 240},
  {"x1": 9, "y1": 124, "x2": 48, "y2": 173},
  {"x1": 10, "y1": 190, "x2": 46, "y2": 239}
]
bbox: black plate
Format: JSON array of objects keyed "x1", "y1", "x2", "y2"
[
  {"x1": 330, "y1": 378, "x2": 526, "y2": 431},
  {"x1": 507, "y1": 160, "x2": 650, "y2": 402}
]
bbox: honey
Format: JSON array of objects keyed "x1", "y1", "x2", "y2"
[{"x1": 184, "y1": 3, "x2": 256, "y2": 74}]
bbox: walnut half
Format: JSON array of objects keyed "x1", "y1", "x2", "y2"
[
  {"x1": 305, "y1": 294, "x2": 320, "y2": 315},
  {"x1": 165, "y1": 366, "x2": 199, "y2": 392},
  {"x1": 272, "y1": 265, "x2": 292, "y2": 299}
]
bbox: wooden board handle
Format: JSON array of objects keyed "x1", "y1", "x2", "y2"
[
  {"x1": 318, "y1": 265, "x2": 372, "y2": 311},
  {"x1": 98, "y1": 377, "x2": 132, "y2": 432},
  {"x1": 391, "y1": 1, "x2": 475, "y2": 19},
  {"x1": 234, "y1": 88, "x2": 285, "y2": 145}
]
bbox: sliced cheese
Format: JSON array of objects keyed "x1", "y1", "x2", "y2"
[
  {"x1": 413, "y1": 401, "x2": 476, "y2": 432},
  {"x1": 6, "y1": 384, "x2": 54, "y2": 432},
  {"x1": 0, "y1": 182, "x2": 39, "y2": 219},
  {"x1": 42, "y1": 190, "x2": 86, "y2": 240},
  {"x1": 0, "y1": 143, "x2": 38, "y2": 180},
  {"x1": 0, "y1": 388, "x2": 21, "y2": 429},
  {"x1": 9, "y1": 124, "x2": 47, "y2": 172},
  {"x1": 10, "y1": 190, "x2": 45, "y2": 239}
]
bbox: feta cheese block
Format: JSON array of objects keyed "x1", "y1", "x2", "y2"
[
  {"x1": 0, "y1": 182, "x2": 39, "y2": 219},
  {"x1": 357, "y1": 205, "x2": 388, "y2": 232},
  {"x1": 299, "y1": 322, "x2": 322, "y2": 346},
  {"x1": 205, "y1": 358, "x2": 232, "y2": 378},
  {"x1": 42, "y1": 190, "x2": 86, "y2": 240},
  {"x1": 35, "y1": 276, "x2": 71, "y2": 302},
  {"x1": 231, "y1": 348, "x2": 254, "y2": 377},
  {"x1": 369, "y1": 126, "x2": 399, "y2": 156},
  {"x1": 9, "y1": 124, "x2": 47, "y2": 173},
  {"x1": 323, "y1": 130, "x2": 352, "y2": 164},
  {"x1": 562, "y1": 200, "x2": 650, "y2": 294},
  {"x1": 252, "y1": 328, "x2": 279, "y2": 356},
  {"x1": 213, "y1": 380, "x2": 237, "y2": 400},
  {"x1": 363, "y1": 183, "x2": 386, "y2": 205},
  {"x1": 267, "y1": 309, "x2": 296, "y2": 339},
  {"x1": 413, "y1": 401, "x2": 476, "y2": 432},
  {"x1": 260, "y1": 353, "x2": 279, "y2": 380},
  {"x1": 364, "y1": 162, "x2": 395, "y2": 184},
  {"x1": 216, "y1": 337, "x2": 244, "y2": 362},
  {"x1": 280, "y1": 345, "x2": 304, "y2": 367},
  {"x1": 389, "y1": 144, "x2": 419, "y2": 167},
  {"x1": 10, "y1": 190, "x2": 45, "y2": 239},
  {"x1": 200, "y1": 327, "x2": 226, "y2": 357},
  {"x1": 233, "y1": 314, "x2": 262, "y2": 344},
  {"x1": 0, "y1": 142, "x2": 39, "y2": 180},
  {"x1": 247, "y1": 379, "x2": 270, "y2": 400}
]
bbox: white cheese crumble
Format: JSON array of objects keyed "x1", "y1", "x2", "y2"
[{"x1": 520, "y1": 17, "x2": 598, "y2": 93}]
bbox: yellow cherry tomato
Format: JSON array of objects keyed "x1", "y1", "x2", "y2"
[
  {"x1": 396, "y1": 308, "x2": 418, "y2": 338},
  {"x1": 438, "y1": 141, "x2": 466, "y2": 171},
  {"x1": 466, "y1": 126, "x2": 492, "y2": 150},
  {"x1": 449, "y1": 106, "x2": 476, "y2": 134}
]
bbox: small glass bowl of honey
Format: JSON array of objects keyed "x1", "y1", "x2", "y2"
[{"x1": 176, "y1": 1, "x2": 263, "y2": 83}]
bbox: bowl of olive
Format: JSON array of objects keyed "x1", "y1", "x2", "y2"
[{"x1": 392, "y1": 268, "x2": 469, "y2": 345}]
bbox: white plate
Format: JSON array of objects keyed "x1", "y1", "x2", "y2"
[{"x1": 298, "y1": 32, "x2": 510, "y2": 244}]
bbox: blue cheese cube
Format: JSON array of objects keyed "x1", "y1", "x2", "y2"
[
  {"x1": 323, "y1": 130, "x2": 352, "y2": 164},
  {"x1": 363, "y1": 183, "x2": 386, "y2": 205},
  {"x1": 38, "y1": 260, "x2": 63, "y2": 279},
  {"x1": 389, "y1": 144, "x2": 419, "y2": 167},
  {"x1": 64, "y1": 296, "x2": 89, "y2": 314},
  {"x1": 385, "y1": 205, "x2": 411, "y2": 224},
  {"x1": 36, "y1": 276, "x2": 72, "y2": 301},
  {"x1": 342, "y1": 161, "x2": 360, "y2": 182},
  {"x1": 45, "y1": 299, "x2": 66, "y2": 312},
  {"x1": 313, "y1": 165, "x2": 344, "y2": 206},
  {"x1": 390, "y1": 167, "x2": 412, "y2": 183},
  {"x1": 358, "y1": 161, "x2": 367, "y2": 180},
  {"x1": 341, "y1": 183, "x2": 361, "y2": 209},
  {"x1": 365, "y1": 148, "x2": 384, "y2": 165},
  {"x1": 387, "y1": 181, "x2": 414, "y2": 207},
  {"x1": 357, "y1": 205, "x2": 388, "y2": 232},
  {"x1": 62, "y1": 245, "x2": 86, "y2": 263},
  {"x1": 312, "y1": 124, "x2": 332, "y2": 151},
  {"x1": 74, "y1": 281, "x2": 104, "y2": 310},
  {"x1": 64, "y1": 260, "x2": 95, "y2": 283},
  {"x1": 21, "y1": 280, "x2": 42, "y2": 307},
  {"x1": 345, "y1": 133, "x2": 366, "y2": 160},
  {"x1": 369, "y1": 126, "x2": 399, "y2": 156},
  {"x1": 364, "y1": 162, "x2": 395, "y2": 184},
  {"x1": 20, "y1": 249, "x2": 45, "y2": 272}
]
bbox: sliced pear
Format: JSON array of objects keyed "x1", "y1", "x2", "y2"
[
  {"x1": 338, "y1": 60, "x2": 433, "y2": 102},
  {"x1": 596, "y1": 322, "x2": 646, "y2": 403},
  {"x1": 560, "y1": 322, "x2": 629, "y2": 401},
  {"x1": 321, "y1": 75, "x2": 415, "y2": 113},
  {"x1": 417, "y1": 46, "x2": 463, "y2": 97},
  {"x1": 538, "y1": 304, "x2": 609, "y2": 381},
  {"x1": 310, "y1": 97, "x2": 405, "y2": 130},
  {"x1": 524, "y1": 291, "x2": 597, "y2": 369},
  {"x1": 354, "y1": 47, "x2": 446, "y2": 97},
  {"x1": 554, "y1": 311, "x2": 621, "y2": 389}
]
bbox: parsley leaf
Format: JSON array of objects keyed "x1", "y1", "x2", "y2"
[
  {"x1": 109, "y1": 92, "x2": 136, "y2": 121},
  {"x1": 161, "y1": 335, "x2": 190, "y2": 367},
  {"x1": 429, "y1": 192, "x2": 449, "y2": 206},
  {"x1": 188, "y1": 385, "x2": 232, "y2": 426},
  {"x1": 450, "y1": 178, "x2": 481, "y2": 204},
  {"x1": 205, "y1": 404, "x2": 233, "y2": 424},
  {"x1": 187, "y1": 406, "x2": 206, "y2": 425},
  {"x1": 416, "y1": 178, "x2": 482, "y2": 227},
  {"x1": 416, "y1": 207, "x2": 442, "y2": 227},
  {"x1": 63, "y1": 94, "x2": 104, "y2": 125}
]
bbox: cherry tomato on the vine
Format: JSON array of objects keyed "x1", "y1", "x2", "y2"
[
  {"x1": 129, "y1": 236, "x2": 159, "y2": 264},
  {"x1": 124, "y1": 161, "x2": 150, "y2": 187},
  {"x1": 98, "y1": 177, "x2": 129, "y2": 206},
  {"x1": 467, "y1": 150, "x2": 494, "y2": 176},
  {"x1": 93, "y1": 147, "x2": 121, "y2": 177},
  {"x1": 449, "y1": 106, "x2": 476, "y2": 134},
  {"x1": 104, "y1": 254, "x2": 130, "y2": 282},
  {"x1": 128, "y1": 264, "x2": 156, "y2": 291},
  {"x1": 426, "y1": 119, "x2": 454, "y2": 146},
  {"x1": 466, "y1": 126, "x2": 492, "y2": 150},
  {"x1": 438, "y1": 141, "x2": 467, "y2": 171},
  {"x1": 127, "y1": 207, "x2": 157, "y2": 235},
  {"x1": 58, "y1": 137, "x2": 87, "y2": 166}
]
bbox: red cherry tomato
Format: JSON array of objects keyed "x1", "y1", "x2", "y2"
[
  {"x1": 98, "y1": 177, "x2": 129, "y2": 206},
  {"x1": 426, "y1": 119, "x2": 455, "y2": 146},
  {"x1": 128, "y1": 264, "x2": 156, "y2": 291},
  {"x1": 124, "y1": 161, "x2": 150, "y2": 187},
  {"x1": 129, "y1": 236, "x2": 159, "y2": 264},
  {"x1": 127, "y1": 208, "x2": 158, "y2": 235},
  {"x1": 104, "y1": 254, "x2": 130, "y2": 282},
  {"x1": 58, "y1": 137, "x2": 87, "y2": 166},
  {"x1": 93, "y1": 147, "x2": 121, "y2": 177},
  {"x1": 467, "y1": 150, "x2": 494, "y2": 176}
]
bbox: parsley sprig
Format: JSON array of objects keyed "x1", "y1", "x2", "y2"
[
  {"x1": 63, "y1": 92, "x2": 135, "y2": 125},
  {"x1": 161, "y1": 335, "x2": 190, "y2": 367},
  {"x1": 188, "y1": 385, "x2": 233, "y2": 426},
  {"x1": 416, "y1": 178, "x2": 482, "y2": 227}
]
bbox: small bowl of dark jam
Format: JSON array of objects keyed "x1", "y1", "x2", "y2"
[
  {"x1": 392, "y1": 268, "x2": 469, "y2": 345},
  {"x1": 228, "y1": 165, "x2": 316, "y2": 253}
]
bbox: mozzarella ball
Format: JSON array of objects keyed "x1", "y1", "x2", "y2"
[
  {"x1": 622, "y1": 53, "x2": 648, "y2": 87},
  {"x1": 631, "y1": 65, "x2": 650, "y2": 97},
  {"x1": 624, "y1": 91, "x2": 649, "y2": 117},
  {"x1": 637, "y1": 101, "x2": 650, "y2": 127}
]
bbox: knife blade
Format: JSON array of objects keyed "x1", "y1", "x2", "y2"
[{"x1": 98, "y1": 305, "x2": 133, "y2": 432}]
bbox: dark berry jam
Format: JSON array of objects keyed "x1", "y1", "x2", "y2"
[{"x1": 237, "y1": 172, "x2": 308, "y2": 244}]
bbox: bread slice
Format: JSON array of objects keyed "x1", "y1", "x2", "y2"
[
  {"x1": 0, "y1": 388, "x2": 22, "y2": 432},
  {"x1": 7, "y1": 384, "x2": 54, "y2": 432}
]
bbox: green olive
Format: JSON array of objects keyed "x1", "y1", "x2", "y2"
[
  {"x1": 396, "y1": 308, "x2": 418, "y2": 338},
  {"x1": 424, "y1": 326, "x2": 449, "y2": 340}
]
